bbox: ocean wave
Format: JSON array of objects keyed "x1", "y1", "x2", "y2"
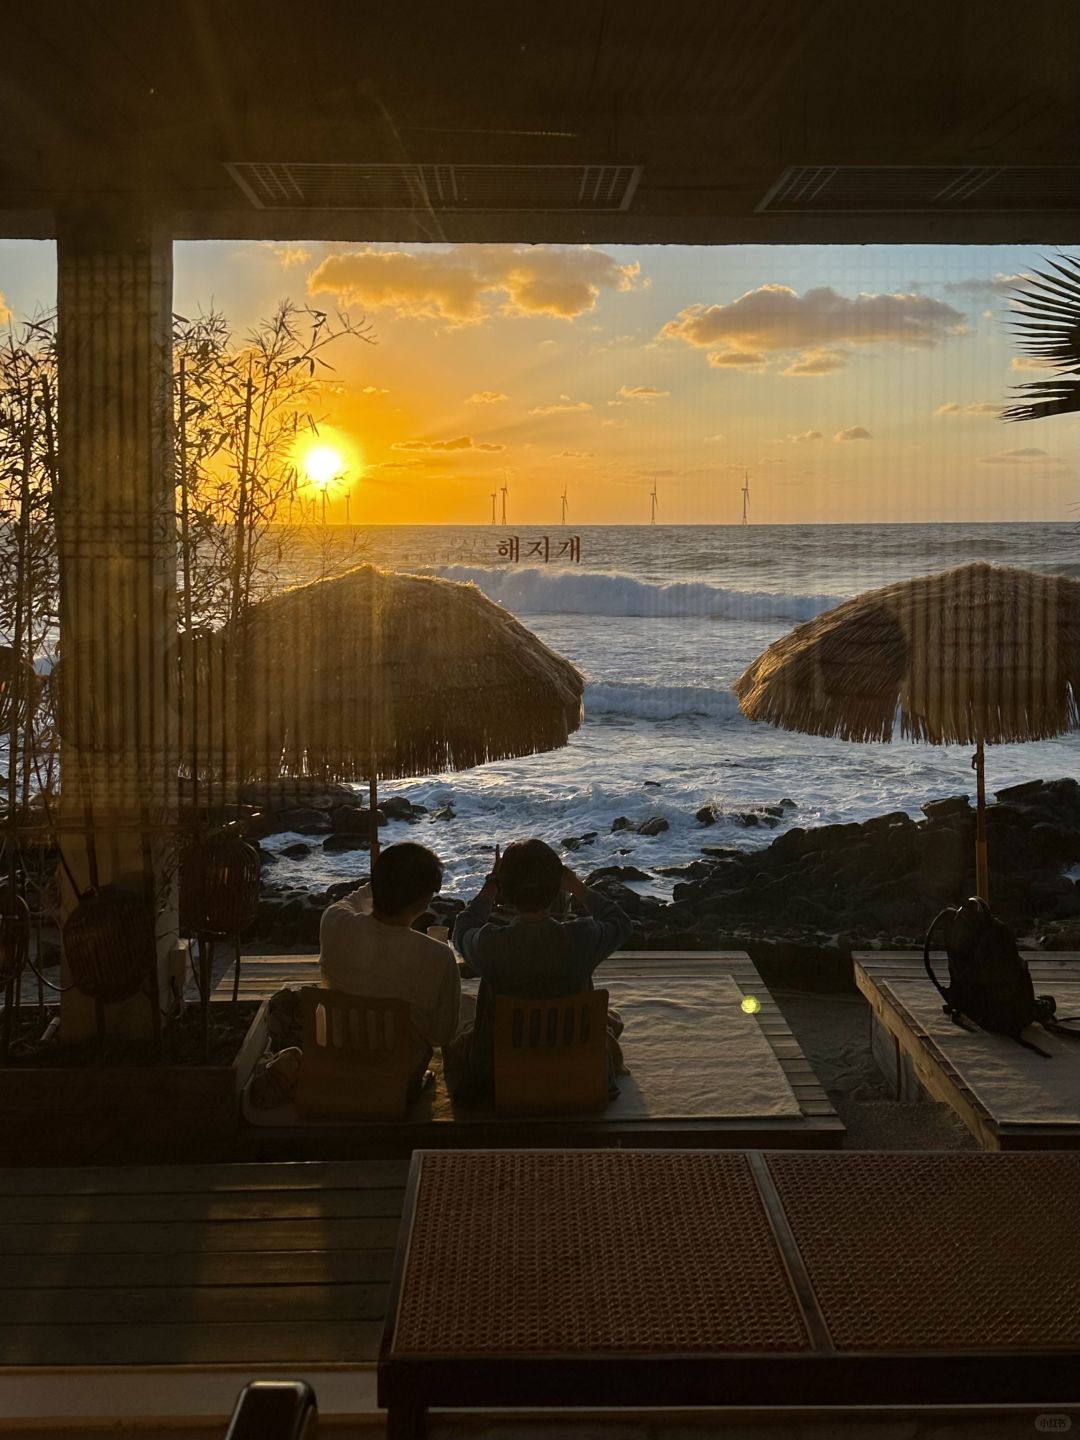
[
  {"x1": 585, "y1": 680, "x2": 743, "y2": 722},
  {"x1": 437, "y1": 564, "x2": 843, "y2": 621}
]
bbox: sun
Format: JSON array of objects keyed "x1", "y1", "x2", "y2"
[{"x1": 302, "y1": 443, "x2": 345, "y2": 488}]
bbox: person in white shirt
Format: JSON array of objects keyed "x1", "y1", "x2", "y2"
[{"x1": 319, "y1": 843, "x2": 461, "y2": 1098}]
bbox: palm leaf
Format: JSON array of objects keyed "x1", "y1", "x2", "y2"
[{"x1": 1002, "y1": 252, "x2": 1080, "y2": 421}]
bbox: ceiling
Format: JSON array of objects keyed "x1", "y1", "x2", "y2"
[{"x1": 3, "y1": 0, "x2": 1079, "y2": 243}]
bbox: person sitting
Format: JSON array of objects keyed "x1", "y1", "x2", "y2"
[
  {"x1": 318, "y1": 842, "x2": 461, "y2": 1101},
  {"x1": 445, "y1": 839, "x2": 633, "y2": 1106}
]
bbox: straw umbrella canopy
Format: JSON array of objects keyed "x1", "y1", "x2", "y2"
[
  {"x1": 733, "y1": 562, "x2": 1080, "y2": 901},
  {"x1": 185, "y1": 564, "x2": 585, "y2": 858}
]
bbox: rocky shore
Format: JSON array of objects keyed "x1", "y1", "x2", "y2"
[{"x1": 247, "y1": 776, "x2": 1080, "y2": 979}]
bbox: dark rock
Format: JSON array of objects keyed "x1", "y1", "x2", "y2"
[
  {"x1": 587, "y1": 865, "x2": 652, "y2": 883},
  {"x1": 995, "y1": 778, "x2": 1045, "y2": 803},
  {"x1": 381, "y1": 796, "x2": 417, "y2": 821},
  {"x1": 562, "y1": 832, "x2": 598, "y2": 851},
  {"x1": 638, "y1": 816, "x2": 669, "y2": 837},
  {"x1": 279, "y1": 842, "x2": 311, "y2": 860},
  {"x1": 279, "y1": 807, "x2": 332, "y2": 834},
  {"x1": 695, "y1": 804, "x2": 717, "y2": 826},
  {"x1": 921, "y1": 795, "x2": 971, "y2": 820},
  {"x1": 322, "y1": 832, "x2": 371, "y2": 853},
  {"x1": 643, "y1": 780, "x2": 662, "y2": 789},
  {"x1": 701, "y1": 845, "x2": 746, "y2": 861},
  {"x1": 259, "y1": 850, "x2": 278, "y2": 867},
  {"x1": 330, "y1": 804, "x2": 386, "y2": 834},
  {"x1": 611, "y1": 816, "x2": 634, "y2": 832},
  {"x1": 432, "y1": 805, "x2": 456, "y2": 821},
  {"x1": 863, "y1": 810, "x2": 914, "y2": 833}
]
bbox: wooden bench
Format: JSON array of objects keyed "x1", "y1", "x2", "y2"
[
  {"x1": 378, "y1": 1148, "x2": 1080, "y2": 1437},
  {"x1": 855, "y1": 953, "x2": 1080, "y2": 1150}
]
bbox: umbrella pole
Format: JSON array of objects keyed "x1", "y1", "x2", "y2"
[
  {"x1": 369, "y1": 775, "x2": 380, "y2": 872},
  {"x1": 973, "y1": 739, "x2": 989, "y2": 903}
]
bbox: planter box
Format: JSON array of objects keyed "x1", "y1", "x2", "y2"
[{"x1": 0, "y1": 1000, "x2": 268, "y2": 1165}]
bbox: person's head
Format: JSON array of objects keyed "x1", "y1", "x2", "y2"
[
  {"x1": 498, "y1": 838, "x2": 563, "y2": 914},
  {"x1": 370, "y1": 843, "x2": 443, "y2": 922}
]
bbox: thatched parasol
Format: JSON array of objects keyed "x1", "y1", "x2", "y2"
[
  {"x1": 185, "y1": 564, "x2": 585, "y2": 860},
  {"x1": 734, "y1": 562, "x2": 1080, "y2": 900}
]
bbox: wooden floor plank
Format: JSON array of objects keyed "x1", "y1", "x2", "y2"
[
  {"x1": 0, "y1": 1188, "x2": 405, "y2": 1226},
  {"x1": 0, "y1": 1159, "x2": 409, "y2": 1196},
  {"x1": 0, "y1": 1216, "x2": 402, "y2": 1256},
  {"x1": 0, "y1": 1320, "x2": 382, "y2": 1366},
  {"x1": 0, "y1": 1248, "x2": 398, "y2": 1289},
  {"x1": 0, "y1": 1282, "x2": 388, "y2": 1325}
]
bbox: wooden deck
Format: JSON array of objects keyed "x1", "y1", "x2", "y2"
[
  {"x1": 0, "y1": 1159, "x2": 406, "y2": 1368},
  {"x1": 231, "y1": 951, "x2": 844, "y2": 1155},
  {"x1": 855, "y1": 952, "x2": 1080, "y2": 1151}
]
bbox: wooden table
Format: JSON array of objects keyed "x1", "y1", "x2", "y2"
[
  {"x1": 855, "y1": 952, "x2": 1080, "y2": 1151},
  {"x1": 379, "y1": 1148, "x2": 1080, "y2": 1438},
  {"x1": 236, "y1": 951, "x2": 844, "y2": 1154}
]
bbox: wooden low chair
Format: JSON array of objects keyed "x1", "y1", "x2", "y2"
[
  {"x1": 494, "y1": 989, "x2": 610, "y2": 1116},
  {"x1": 295, "y1": 986, "x2": 413, "y2": 1121}
]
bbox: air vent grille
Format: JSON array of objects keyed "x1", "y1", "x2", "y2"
[
  {"x1": 759, "y1": 166, "x2": 1080, "y2": 212},
  {"x1": 225, "y1": 162, "x2": 642, "y2": 212}
]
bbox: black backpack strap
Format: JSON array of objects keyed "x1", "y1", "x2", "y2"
[{"x1": 923, "y1": 906, "x2": 958, "y2": 1011}]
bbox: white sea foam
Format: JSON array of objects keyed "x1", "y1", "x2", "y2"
[
  {"x1": 437, "y1": 564, "x2": 843, "y2": 622},
  {"x1": 584, "y1": 680, "x2": 743, "y2": 722}
]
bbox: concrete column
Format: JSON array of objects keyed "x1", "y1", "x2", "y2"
[{"x1": 56, "y1": 212, "x2": 177, "y2": 1040}]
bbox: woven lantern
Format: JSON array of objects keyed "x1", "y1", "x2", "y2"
[
  {"x1": 63, "y1": 887, "x2": 156, "y2": 1004},
  {"x1": 179, "y1": 835, "x2": 261, "y2": 937}
]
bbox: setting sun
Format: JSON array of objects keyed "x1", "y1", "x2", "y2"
[{"x1": 302, "y1": 444, "x2": 345, "y2": 487}]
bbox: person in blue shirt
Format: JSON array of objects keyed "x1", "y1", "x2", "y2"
[{"x1": 445, "y1": 838, "x2": 633, "y2": 1105}]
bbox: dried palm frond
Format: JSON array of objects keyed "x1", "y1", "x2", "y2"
[
  {"x1": 1001, "y1": 254, "x2": 1080, "y2": 422},
  {"x1": 735, "y1": 563, "x2": 1080, "y2": 747}
]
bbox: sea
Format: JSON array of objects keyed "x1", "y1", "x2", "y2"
[{"x1": 260, "y1": 521, "x2": 1080, "y2": 902}]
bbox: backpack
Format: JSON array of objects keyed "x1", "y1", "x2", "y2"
[{"x1": 923, "y1": 897, "x2": 1075, "y2": 1058}]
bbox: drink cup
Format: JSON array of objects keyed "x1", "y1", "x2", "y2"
[{"x1": 426, "y1": 924, "x2": 450, "y2": 944}]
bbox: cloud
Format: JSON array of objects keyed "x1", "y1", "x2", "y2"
[
  {"x1": 944, "y1": 273, "x2": 1028, "y2": 297},
  {"x1": 556, "y1": 450, "x2": 595, "y2": 459},
  {"x1": 529, "y1": 395, "x2": 593, "y2": 415},
  {"x1": 361, "y1": 385, "x2": 389, "y2": 396},
  {"x1": 0, "y1": 290, "x2": 10, "y2": 324},
  {"x1": 707, "y1": 350, "x2": 767, "y2": 370},
  {"x1": 308, "y1": 243, "x2": 640, "y2": 323},
  {"x1": 788, "y1": 430, "x2": 824, "y2": 443},
  {"x1": 617, "y1": 384, "x2": 669, "y2": 400},
  {"x1": 834, "y1": 426, "x2": 872, "y2": 441},
  {"x1": 663, "y1": 284, "x2": 965, "y2": 367},
  {"x1": 782, "y1": 347, "x2": 848, "y2": 376},
  {"x1": 391, "y1": 435, "x2": 505, "y2": 453},
  {"x1": 703, "y1": 432, "x2": 725, "y2": 441},
  {"x1": 1010, "y1": 356, "x2": 1055, "y2": 372},
  {"x1": 274, "y1": 246, "x2": 312, "y2": 267},
  {"x1": 980, "y1": 447, "x2": 1060, "y2": 465},
  {"x1": 466, "y1": 390, "x2": 508, "y2": 404},
  {"x1": 935, "y1": 401, "x2": 1002, "y2": 416}
]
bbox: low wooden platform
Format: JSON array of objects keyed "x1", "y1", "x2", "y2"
[
  {"x1": 380, "y1": 1148, "x2": 1080, "y2": 1436},
  {"x1": 0, "y1": 1159, "x2": 406, "y2": 1368},
  {"x1": 233, "y1": 952, "x2": 844, "y2": 1155},
  {"x1": 855, "y1": 953, "x2": 1080, "y2": 1151}
]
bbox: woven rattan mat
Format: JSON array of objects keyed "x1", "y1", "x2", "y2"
[
  {"x1": 391, "y1": 1151, "x2": 811, "y2": 1356},
  {"x1": 888, "y1": 978, "x2": 1080, "y2": 1125},
  {"x1": 768, "y1": 1152, "x2": 1080, "y2": 1351}
]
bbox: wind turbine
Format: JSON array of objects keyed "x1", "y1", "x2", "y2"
[
  {"x1": 500, "y1": 473, "x2": 509, "y2": 526},
  {"x1": 741, "y1": 470, "x2": 750, "y2": 526},
  {"x1": 490, "y1": 491, "x2": 497, "y2": 525},
  {"x1": 650, "y1": 478, "x2": 659, "y2": 525},
  {"x1": 560, "y1": 484, "x2": 568, "y2": 526}
]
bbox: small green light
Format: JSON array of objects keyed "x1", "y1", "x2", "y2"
[{"x1": 740, "y1": 995, "x2": 762, "y2": 1014}]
